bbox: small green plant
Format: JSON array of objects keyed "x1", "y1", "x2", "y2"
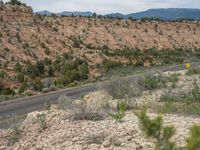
[
  {"x1": 135, "y1": 108, "x2": 176, "y2": 150},
  {"x1": 186, "y1": 67, "x2": 200, "y2": 75},
  {"x1": 32, "y1": 79, "x2": 43, "y2": 92},
  {"x1": 186, "y1": 125, "x2": 200, "y2": 150},
  {"x1": 44, "y1": 47, "x2": 50, "y2": 55},
  {"x1": 16, "y1": 73, "x2": 25, "y2": 83},
  {"x1": 184, "y1": 80, "x2": 200, "y2": 102},
  {"x1": 71, "y1": 36, "x2": 83, "y2": 48},
  {"x1": 140, "y1": 73, "x2": 167, "y2": 90},
  {"x1": 160, "y1": 94, "x2": 178, "y2": 102},
  {"x1": 155, "y1": 101, "x2": 200, "y2": 115},
  {"x1": 36, "y1": 113, "x2": 47, "y2": 131},
  {"x1": 155, "y1": 79, "x2": 200, "y2": 115},
  {"x1": 8, "y1": 121, "x2": 21, "y2": 145},
  {"x1": 109, "y1": 101, "x2": 127, "y2": 122},
  {"x1": 167, "y1": 74, "x2": 179, "y2": 83},
  {"x1": 14, "y1": 62, "x2": 22, "y2": 72},
  {"x1": 102, "y1": 59, "x2": 122, "y2": 72},
  {"x1": 167, "y1": 74, "x2": 179, "y2": 88}
]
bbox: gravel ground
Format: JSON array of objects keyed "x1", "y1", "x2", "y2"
[{"x1": 1, "y1": 72, "x2": 200, "y2": 150}]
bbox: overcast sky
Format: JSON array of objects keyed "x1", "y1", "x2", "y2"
[{"x1": 3, "y1": 0, "x2": 200, "y2": 14}]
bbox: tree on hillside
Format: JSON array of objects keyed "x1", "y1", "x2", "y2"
[
  {"x1": 0, "y1": 0, "x2": 4, "y2": 6},
  {"x1": 0, "y1": 71, "x2": 7, "y2": 93},
  {"x1": 0, "y1": 71, "x2": 6, "y2": 85},
  {"x1": 6, "y1": 0, "x2": 26, "y2": 6},
  {"x1": 92, "y1": 12, "x2": 97, "y2": 18}
]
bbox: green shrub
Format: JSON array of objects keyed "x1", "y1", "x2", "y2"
[
  {"x1": 155, "y1": 101, "x2": 200, "y2": 115},
  {"x1": 160, "y1": 94, "x2": 178, "y2": 102},
  {"x1": 167, "y1": 73, "x2": 179, "y2": 88},
  {"x1": 0, "y1": 95, "x2": 12, "y2": 102},
  {"x1": 79, "y1": 63, "x2": 89, "y2": 80},
  {"x1": 106, "y1": 79, "x2": 141, "y2": 100},
  {"x1": 44, "y1": 58, "x2": 52, "y2": 65},
  {"x1": 160, "y1": 80, "x2": 200, "y2": 103},
  {"x1": 186, "y1": 125, "x2": 200, "y2": 150},
  {"x1": 187, "y1": 67, "x2": 200, "y2": 75},
  {"x1": 44, "y1": 47, "x2": 50, "y2": 55},
  {"x1": 167, "y1": 74, "x2": 179, "y2": 83},
  {"x1": 6, "y1": 0, "x2": 26, "y2": 6},
  {"x1": 25, "y1": 61, "x2": 45, "y2": 78},
  {"x1": 8, "y1": 121, "x2": 21, "y2": 145},
  {"x1": 25, "y1": 63, "x2": 37, "y2": 78},
  {"x1": 136, "y1": 109, "x2": 176, "y2": 150},
  {"x1": 184, "y1": 80, "x2": 200, "y2": 102},
  {"x1": 18, "y1": 82, "x2": 28, "y2": 94},
  {"x1": 56, "y1": 70, "x2": 79, "y2": 86},
  {"x1": 0, "y1": 71, "x2": 6, "y2": 82},
  {"x1": 137, "y1": 109, "x2": 200, "y2": 150},
  {"x1": 72, "y1": 36, "x2": 83, "y2": 48},
  {"x1": 36, "y1": 113, "x2": 47, "y2": 131},
  {"x1": 35, "y1": 60, "x2": 45, "y2": 75},
  {"x1": 16, "y1": 73, "x2": 25, "y2": 83},
  {"x1": 63, "y1": 52, "x2": 72, "y2": 60},
  {"x1": 32, "y1": 80, "x2": 43, "y2": 92},
  {"x1": 57, "y1": 62, "x2": 89, "y2": 86},
  {"x1": 102, "y1": 59, "x2": 122, "y2": 72},
  {"x1": 47, "y1": 65, "x2": 54, "y2": 77},
  {"x1": 0, "y1": 87, "x2": 15, "y2": 95},
  {"x1": 109, "y1": 101, "x2": 127, "y2": 122},
  {"x1": 61, "y1": 62, "x2": 77, "y2": 74},
  {"x1": 140, "y1": 73, "x2": 167, "y2": 90},
  {"x1": 72, "y1": 96, "x2": 108, "y2": 121},
  {"x1": 14, "y1": 62, "x2": 22, "y2": 72}
]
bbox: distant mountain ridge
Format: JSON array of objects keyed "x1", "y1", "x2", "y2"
[
  {"x1": 36, "y1": 10, "x2": 93, "y2": 17},
  {"x1": 36, "y1": 8, "x2": 200, "y2": 20},
  {"x1": 126, "y1": 8, "x2": 200, "y2": 20}
]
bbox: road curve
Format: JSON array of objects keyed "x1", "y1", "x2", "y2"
[{"x1": 0, "y1": 62, "x2": 200, "y2": 121}]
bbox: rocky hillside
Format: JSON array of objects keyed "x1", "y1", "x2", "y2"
[
  {"x1": 0, "y1": 4, "x2": 200, "y2": 97},
  {"x1": 0, "y1": 5, "x2": 200, "y2": 65}
]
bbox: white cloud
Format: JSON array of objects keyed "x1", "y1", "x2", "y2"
[{"x1": 3, "y1": 0, "x2": 200, "y2": 14}]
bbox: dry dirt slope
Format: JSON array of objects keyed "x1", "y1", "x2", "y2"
[
  {"x1": 0, "y1": 5, "x2": 200, "y2": 92},
  {"x1": 0, "y1": 5, "x2": 200, "y2": 69}
]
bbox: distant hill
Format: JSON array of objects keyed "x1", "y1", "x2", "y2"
[
  {"x1": 36, "y1": 8, "x2": 200, "y2": 20},
  {"x1": 57, "y1": 11, "x2": 92, "y2": 17},
  {"x1": 36, "y1": 10, "x2": 93, "y2": 17},
  {"x1": 36, "y1": 10, "x2": 53, "y2": 16},
  {"x1": 126, "y1": 8, "x2": 200, "y2": 20},
  {"x1": 105, "y1": 13, "x2": 124, "y2": 18}
]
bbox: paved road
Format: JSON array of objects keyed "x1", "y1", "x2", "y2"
[{"x1": 0, "y1": 62, "x2": 200, "y2": 121}]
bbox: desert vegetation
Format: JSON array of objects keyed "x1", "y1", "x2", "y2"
[
  {"x1": 0, "y1": 0, "x2": 200, "y2": 101},
  {"x1": 1, "y1": 68, "x2": 200, "y2": 149},
  {"x1": 136, "y1": 109, "x2": 200, "y2": 150},
  {"x1": 0, "y1": 1, "x2": 200, "y2": 149}
]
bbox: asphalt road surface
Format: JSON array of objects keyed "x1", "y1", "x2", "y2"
[{"x1": 0, "y1": 62, "x2": 200, "y2": 121}]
